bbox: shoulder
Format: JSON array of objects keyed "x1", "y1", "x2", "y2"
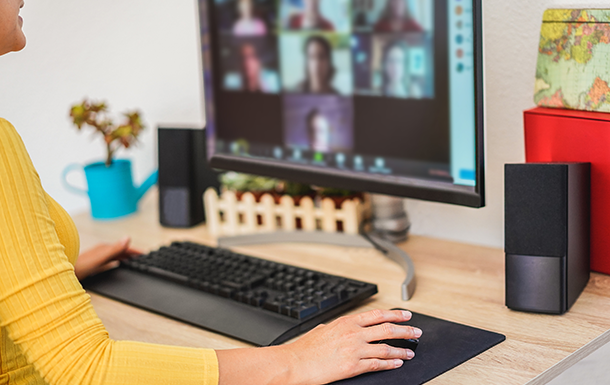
[
  {"x1": 0, "y1": 118, "x2": 35, "y2": 170},
  {"x1": 0, "y1": 117, "x2": 17, "y2": 135},
  {"x1": 321, "y1": 18, "x2": 335, "y2": 31},
  {"x1": 0, "y1": 118, "x2": 25, "y2": 148},
  {"x1": 406, "y1": 19, "x2": 423, "y2": 31},
  {"x1": 288, "y1": 14, "x2": 301, "y2": 27},
  {"x1": 255, "y1": 19, "x2": 267, "y2": 31},
  {"x1": 374, "y1": 20, "x2": 389, "y2": 31}
]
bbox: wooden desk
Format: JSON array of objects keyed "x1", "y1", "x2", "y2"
[{"x1": 73, "y1": 190, "x2": 610, "y2": 384}]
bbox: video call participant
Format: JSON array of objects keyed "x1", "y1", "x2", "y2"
[
  {"x1": 297, "y1": 35, "x2": 339, "y2": 94},
  {"x1": 306, "y1": 108, "x2": 332, "y2": 152},
  {"x1": 287, "y1": 0, "x2": 335, "y2": 31},
  {"x1": 374, "y1": 0, "x2": 423, "y2": 33},
  {"x1": 380, "y1": 39, "x2": 411, "y2": 98},
  {"x1": 232, "y1": 0, "x2": 267, "y2": 36},
  {"x1": 239, "y1": 43, "x2": 268, "y2": 92}
]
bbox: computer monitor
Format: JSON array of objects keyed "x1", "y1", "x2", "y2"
[{"x1": 198, "y1": 0, "x2": 484, "y2": 208}]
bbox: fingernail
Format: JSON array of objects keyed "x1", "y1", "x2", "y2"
[
  {"x1": 412, "y1": 328, "x2": 423, "y2": 338},
  {"x1": 394, "y1": 359, "x2": 404, "y2": 367},
  {"x1": 402, "y1": 311, "x2": 412, "y2": 319},
  {"x1": 120, "y1": 236, "x2": 130, "y2": 245},
  {"x1": 406, "y1": 350, "x2": 415, "y2": 360}
]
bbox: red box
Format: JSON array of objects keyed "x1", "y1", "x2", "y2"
[{"x1": 524, "y1": 107, "x2": 610, "y2": 275}]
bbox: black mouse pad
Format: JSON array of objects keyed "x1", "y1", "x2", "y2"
[{"x1": 332, "y1": 309, "x2": 506, "y2": 385}]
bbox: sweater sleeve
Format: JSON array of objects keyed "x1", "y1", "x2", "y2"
[{"x1": 0, "y1": 119, "x2": 219, "y2": 385}]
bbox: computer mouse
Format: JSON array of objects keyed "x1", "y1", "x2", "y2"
[
  {"x1": 374, "y1": 337, "x2": 419, "y2": 351},
  {"x1": 372, "y1": 309, "x2": 420, "y2": 352}
]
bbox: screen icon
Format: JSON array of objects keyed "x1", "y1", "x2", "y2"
[
  {"x1": 273, "y1": 147, "x2": 283, "y2": 159},
  {"x1": 370, "y1": 157, "x2": 392, "y2": 174},
  {"x1": 336, "y1": 153, "x2": 346, "y2": 168},
  {"x1": 354, "y1": 155, "x2": 364, "y2": 171},
  {"x1": 293, "y1": 148, "x2": 302, "y2": 161}
]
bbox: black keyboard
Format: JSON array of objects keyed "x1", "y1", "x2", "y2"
[{"x1": 82, "y1": 241, "x2": 377, "y2": 346}]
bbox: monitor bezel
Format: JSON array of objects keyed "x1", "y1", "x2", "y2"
[{"x1": 200, "y1": 0, "x2": 485, "y2": 208}]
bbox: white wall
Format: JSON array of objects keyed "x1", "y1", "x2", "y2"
[
  {"x1": 1, "y1": 0, "x2": 606, "y2": 249},
  {"x1": 0, "y1": 0, "x2": 205, "y2": 215}
]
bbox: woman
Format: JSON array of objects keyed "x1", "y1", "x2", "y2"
[
  {"x1": 237, "y1": 42, "x2": 279, "y2": 93},
  {"x1": 306, "y1": 108, "x2": 332, "y2": 152},
  {"x1": 232, "y1": 0, "x2": 267, "y2": 37},
  {"x1": 298, "y1": 35, "x2": 339, "y2": 94},
  {"x1": 0, "y1": 2, "x2": 420, "y2": 384},
  {"x1": 380, "y1": 39, "x2": 410, "y2": 98},
  {"x1": 239, "y1": 43, "x2": 264, "y2": 92},
  {"x1": 374, "y1": 0, "x2": 423, "y2": 33},
  {"x1": 287, "y1": 0, "x2": 334, "y2": 31}
]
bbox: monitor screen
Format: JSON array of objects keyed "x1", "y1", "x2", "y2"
[{"x1": 198, "y1": 0, "x2": 484, "y2": 207}]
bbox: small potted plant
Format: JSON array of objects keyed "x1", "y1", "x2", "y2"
[
  {"x1": 220, "y1": 172, "x2": 280, "y2": 202},
  {"x1": 62, "y1": 99, "x2": 158, "y2": 220},
  {"x1": 317, "y1": 186, "x2": 364, "y2": 208}
]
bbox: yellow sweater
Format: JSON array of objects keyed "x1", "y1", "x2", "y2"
[{"x1": 0, "y1": 119, "x2": 219, "y2": 385}]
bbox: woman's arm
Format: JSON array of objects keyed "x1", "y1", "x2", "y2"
[
  {"x1": 0, "y1": 119, "x2": 218, "y2": 385},
  {"x1": 217, "y1": 309, "x2": 420, "y2": 385}
]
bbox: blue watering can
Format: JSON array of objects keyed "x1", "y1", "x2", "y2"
[{"x1": 62, "y1": 159, "x2": 158, "y2": 220}]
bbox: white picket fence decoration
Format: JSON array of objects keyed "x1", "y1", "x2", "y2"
[{"x1": 203, "y1": 188, "x2": 368, "y2": 237}]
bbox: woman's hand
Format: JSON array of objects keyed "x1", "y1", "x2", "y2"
[
  {"x1": 285, "y1": 309, "x2": 421, "y2": 384},
  {"x1": 216, "y1": 309, "x2": 422, "y2": 385},
  {"x1": 74, "y1": 237, "x2": 141, "y2": 280}
]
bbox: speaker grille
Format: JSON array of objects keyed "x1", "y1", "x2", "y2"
[
  {"x1": 505, "y1": 164, "x2": 567, "y2": 257},
  {"x1": 161, "y1": 187, "x2": 190, "y2": 228}
]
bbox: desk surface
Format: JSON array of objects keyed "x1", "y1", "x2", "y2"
[{"x1": 73, "y1": 190, "x2": 610, "y2": 385}]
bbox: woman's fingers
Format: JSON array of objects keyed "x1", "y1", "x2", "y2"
[
  {"x1": 356, "y1": 358, "x2": 405, "y2": 375},
  {"x1": 112, "y1": 247, "x2": 142, "y2": 261},
  {"x1": 107, "y1": 237, "x2": 131, "y2": 258},
  {"x1": 103, "y1": 237, "x2": 143, "y2": 262},
  {"x1": 355, "y1": 309, "x2": 412, "y2": 327},
  {"x1": 94, "y1": 261, "x2": 121, "y2": 275},
  {"x1": 126, "y1": 247, "x2": 144, "y2": 256},
  {"x1": 362, "y1": 343, "x2": 414, "y2": 361},
  {"x1": 364, "y1": 322, "x2": 422, "y2": 343}
]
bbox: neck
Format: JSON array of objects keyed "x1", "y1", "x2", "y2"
[
  {"x1": 310, "y1": 78, "x2": 325, "y2": 92},
  {"x1": 247, "y1": 76, "x2": 260, "y2": 91},
  {"x1": 304, "y1": 9, "x2": 320, "y2": 21}
]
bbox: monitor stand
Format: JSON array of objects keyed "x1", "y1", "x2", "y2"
[
  {"x1": 218, "y1": 231, "x2": 416, "y2": 301},
  {"x1": 369, "y1": 195, "x2": 411, "y2": 243}
]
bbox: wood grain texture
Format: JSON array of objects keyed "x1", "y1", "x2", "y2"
[{"x1": 73, "y1": 189, "x2": 610, "y2": 385}]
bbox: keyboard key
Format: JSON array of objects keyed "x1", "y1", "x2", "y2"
[
  {"x1": 219, "y1": 288, "x2": 233, "y2": 298},
  {"x1": 284, "y1": 282, "x2": 296, "y2": 291},
  {"x1": 349, "y1": 281, "x2": 367, "y2": 288},
  {"x1": 250, "y1": 297, "x2": 265, "y2": 307},
  {"x1": 291, "y1": 304, "x2": 318, "y2": 319},
  {"x1": 221, "y1": 280, "x2": 245, "y2": 290},
  {"x1": 281, "y1": 305, "x2": 292, "y2": 316},
  {"x1": 317, "y1": 295, "x2": 339, "y2": 309},
  {"x1": 263, "y1": 301, "x2": 281, "y2": 312}
]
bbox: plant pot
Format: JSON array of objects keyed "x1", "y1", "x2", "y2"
[{"x1": 62, "y1": 159, "x2": 158, "y2": 220}]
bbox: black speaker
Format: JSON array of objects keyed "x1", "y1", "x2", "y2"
[
  {"x1": 158, "y1": 127, "x2": 220, "y2": 228},
  {"x1": 504, "y1": 163, "x2": 590, "y2": 314}
]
